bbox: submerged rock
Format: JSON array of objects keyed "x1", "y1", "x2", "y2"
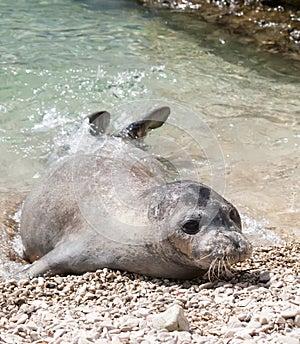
[{"x1": 140, "y1": 0, "x2": 300, "y2": 60}]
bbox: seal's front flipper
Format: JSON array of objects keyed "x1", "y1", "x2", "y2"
[
  {"x1": 120, "y1": 106, "x2": 171, "y2": 139},
  {"x1": 19, "y1": 238, "x2": 89, "y2": 278},
  {"x1": 86, "y1": 110, "x2": 110, "y2": 136}
]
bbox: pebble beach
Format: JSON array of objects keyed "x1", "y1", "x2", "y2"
[
  {"x1": 0, "y1": 0, "x2": 299, "y2": 343},
  {"x1": 0, "y1": 242, "x2": 299, "y2": 344}
]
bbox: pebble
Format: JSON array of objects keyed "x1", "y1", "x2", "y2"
[
  {"x1": 15, "y1": 313, "x2": 28, "y2": 325},
  {"x1": 130, "y1": 329, "x2": 145, "y2": 339},
  {"x1": 0, "y1": 317, "x2": 9, "y2": 326},
  {"x1": 273, "y1": 281, "x2": 284, "y2": 288},
  {"x1": 294, "y1": 315, "x2": 300, "y2": 328},
  {"x1": 274, "y1": 335, "x2": 300, "y2": 344},
  {"x1": 53, "y1": 328, "x2": 66, "y2": 340},
  {"x1": 149, "y1": 304, "x2": 190, "y2": 332},
  {"x1": 37, "y1": 277, "x2": 45, "y2": 286},
  {"x1": 30, "y1": 299, "x2": 48, "y2": 310},
  {"x1": 85, "y1": 311, "x2": 102, "y2": 323},
  {"x1": 237, "y1": 313, "x2": 251, "y2": 322},
  {"x1": 176, "y1": 331, "x2": 192, "y2": 342},
  {"x1": 234, "y1": 329, "x2": 253, "y2": 340},
  {"x1": 78, "y1": 337, "x2": 93, "y2": 344},
  {"x1": 281, "y1": 307, "x2": 300, "y2": 319},
  {"x1": 111, "y1": 337, "x2": 122, "y2": 344},
  {"x1": 227, "y1": 316, "x2": 244, "y2": 328},
  {"x1": 259, "y1": 271, "x2": 272, "y2": 283}
]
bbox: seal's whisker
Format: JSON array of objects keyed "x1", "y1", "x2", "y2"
[
  {"x1": 207, "y1": 257, "x2": 217, "y2": 281},
  {"x1": 205, "y1": 254, "x2": 238, "y2": 281},
  {"x1": 212, "y1": 256, "x2": 219, "y2": 279},
  {"x1": 223, "y1": 256, "x2": 234, "y2": 279},
  {"x1": 209, "y1": 261, "x2": 213, "y2": 281},
  {"x1": 220, "y1": 257, "x2": 226, "y2": 278},
  {"x1": 225, "y1": 259, "x2": 232, "y2": 278},
  {"x1": 197, "y1": 252, "x2": 213, "y2": 262},
  {"x1": 227, "y1": 256, "x2": 233, "y2": 272},
  {"x1": 213, "y1": 258, "x2": 219, "y2": 280},
  {"x1": 221, "y1": 259, "x2": 225, "y2": 275},
  {"x1": 207, "y1": 261, "x2": 212, "y2": 281},
  {"x1": 222, "y1": 257, "x2": 228, "y2": 275},
  {"x1": 217, "y1": 258, "x2": 222, "y2": 278},
  {"x1": 221, "y1": 257, "x2": 227, "y2": 278},
  {"x1": 224, "y1": 257, "x2": 230, "y2": 276}
]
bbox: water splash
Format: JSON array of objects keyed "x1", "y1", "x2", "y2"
[{"x1": 242, "y1": 214, "x2": 284, "y2": 247}]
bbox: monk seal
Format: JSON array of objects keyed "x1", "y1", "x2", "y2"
[{"x1": 20, "y1": 106, "x2": 252, "y2": 279}]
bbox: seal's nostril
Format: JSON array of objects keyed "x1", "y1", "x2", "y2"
[
  {"x1": 222, "y1": 232, "x2": 246, "y2": 251},
  {"x1": 234, "y1": 240, "x2": 242, "y2": 250}
]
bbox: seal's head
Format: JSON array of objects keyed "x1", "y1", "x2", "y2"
[{"x1": 148, "y1": 180, "x2": 252, "y2": 279}]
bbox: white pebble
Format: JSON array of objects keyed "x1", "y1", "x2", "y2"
[
  {"x1": 53, "y1": 328, "x2": 66, "y2": 340},
  {"x1": 37, "y1": 277, "x2": 45, "y2": 286},
  {"x1": 130, "y1": 329, "x2": 145, "y2": 339},
  {"x1": 281, "y1": 307, "x2": 300, "y2": 319},
  {"x1": 16, "y1": 313, "x2": 28, "y2": 325},
  {"x1": 30, "y1": 299, "x2": 48, "y2": 310},
  {"x1": 294, "y1": 315, "x2": 300, "y2": 328},
  {"x1": 150, "y1": 304, "x2": 189, "y2": 332},
  {"x1": 176, "y1": 330, "x2": 192, "y2": 343},
  {"x1": 274, "y1": 335, "x2": 300, "y2": 344},
  {"x1": 0, "y1": 317, "x2": 8, "y2": 327}
]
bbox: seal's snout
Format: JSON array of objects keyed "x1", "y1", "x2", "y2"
[
  {"x1": 193, "y1": 228, "x2": 252, "y2": 274},
  {"x1": 220, "y1": 230, "x2": 252, "y2": 261},
  {"x1": 223, "y1": 231, "x2": 252, "y2": 252},
  {"x1": 192, "y1": 229, "x2": 252, "y2": 280}
]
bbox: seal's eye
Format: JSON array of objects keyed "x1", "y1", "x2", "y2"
[
  {"x1": 229, "y1": 208, "x2": 242, "y2": 228},
  {"x1": 182, "y1": 220, "x2": 200, "y2": 235}
]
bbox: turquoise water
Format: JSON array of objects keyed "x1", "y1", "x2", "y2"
[{"x1": 0, "y1": 0, "x2": 299, "y2": 245}]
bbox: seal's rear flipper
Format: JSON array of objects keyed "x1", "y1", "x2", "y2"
[
  {"x1": 120, "y1": 106, "x2": 171, "y2": 139},
  {"x1": 86, "y1": 111, "x2": 111, "y2": 136}
]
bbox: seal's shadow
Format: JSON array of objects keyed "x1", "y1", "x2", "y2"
[{"x1": 114, "y1": 264, "x2": 266, "y2": 291}]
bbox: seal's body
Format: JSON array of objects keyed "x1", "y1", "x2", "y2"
[{"x1": 20, "y1": 107, "x2": 252, "y2": 279}]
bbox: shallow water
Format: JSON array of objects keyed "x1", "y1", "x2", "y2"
[{"x1": 0, "y1": 0, "x2": 299, "y2": 270}]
